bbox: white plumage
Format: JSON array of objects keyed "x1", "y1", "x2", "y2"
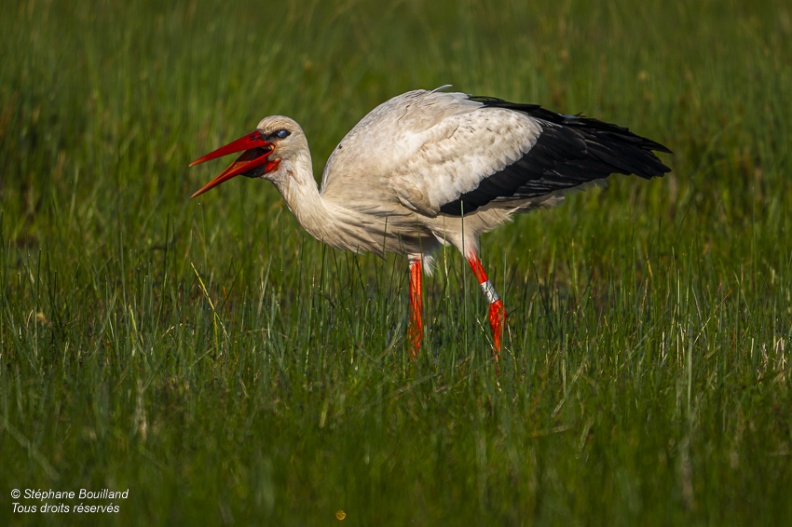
[{"x1": 190, "y1": 87, "x2": 670, "y2": 356}]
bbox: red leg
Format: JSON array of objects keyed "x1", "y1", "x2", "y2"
[
  {"x1": 408, "y1": 259, "x2": 423, "y2": 357},
  {"x1": 467, "y1": 254, "x2": 506, "y2": 358}
]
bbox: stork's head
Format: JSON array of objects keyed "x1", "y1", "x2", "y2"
[{"x1": 190, "y1": 116, "x2": 306, "y2": 198}]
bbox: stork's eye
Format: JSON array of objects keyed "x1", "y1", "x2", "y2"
[{"x1": 274, "y1": 129, "x2": 290, "y2": 139}]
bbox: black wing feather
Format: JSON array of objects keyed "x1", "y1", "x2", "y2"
[{"x1": 438, "y1": 97, "x2": 671, "y2": 216}]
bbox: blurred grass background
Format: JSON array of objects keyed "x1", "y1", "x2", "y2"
[{"x1": 1, "y1": 0, "x2": 790, "y2": 525}]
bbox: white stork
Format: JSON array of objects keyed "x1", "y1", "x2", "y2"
[{"x1": 190, "y1": 87, "x2": 670, "y2": 358}]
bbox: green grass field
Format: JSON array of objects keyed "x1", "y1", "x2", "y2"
[{"x1": 2, "y1": 0, "x2": 790, "y2": 525}]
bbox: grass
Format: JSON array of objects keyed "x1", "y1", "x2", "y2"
[{"x1": 1, "y1": 0, "x2": 791, "y2": 525}]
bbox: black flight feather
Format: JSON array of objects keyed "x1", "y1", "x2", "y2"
[{"x1": 439, "y1": 97, "x2": 671, "y2": 216}]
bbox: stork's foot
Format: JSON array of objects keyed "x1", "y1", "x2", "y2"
[
  {"x1": 408, "y1": 319, "x2": 423, "y2": 358},
  {"x1": 489, "y1": 299, "x2": 506, "y2": 359}
]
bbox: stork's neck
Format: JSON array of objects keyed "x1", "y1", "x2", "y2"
[
  {"x1": 269, "y1": 151, "x2": 378, "y2": 254},
  {"x1": 270, "y1": 151, "x2": 323, "y2": 226}
]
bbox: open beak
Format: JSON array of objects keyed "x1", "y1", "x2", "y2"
[{"x1": 189, "y1": 130, "x2": 276, "y2": 198}]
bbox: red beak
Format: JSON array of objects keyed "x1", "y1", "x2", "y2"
[{"x1": 189, "y1": 130, "x2": 277, "y2": 198}]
